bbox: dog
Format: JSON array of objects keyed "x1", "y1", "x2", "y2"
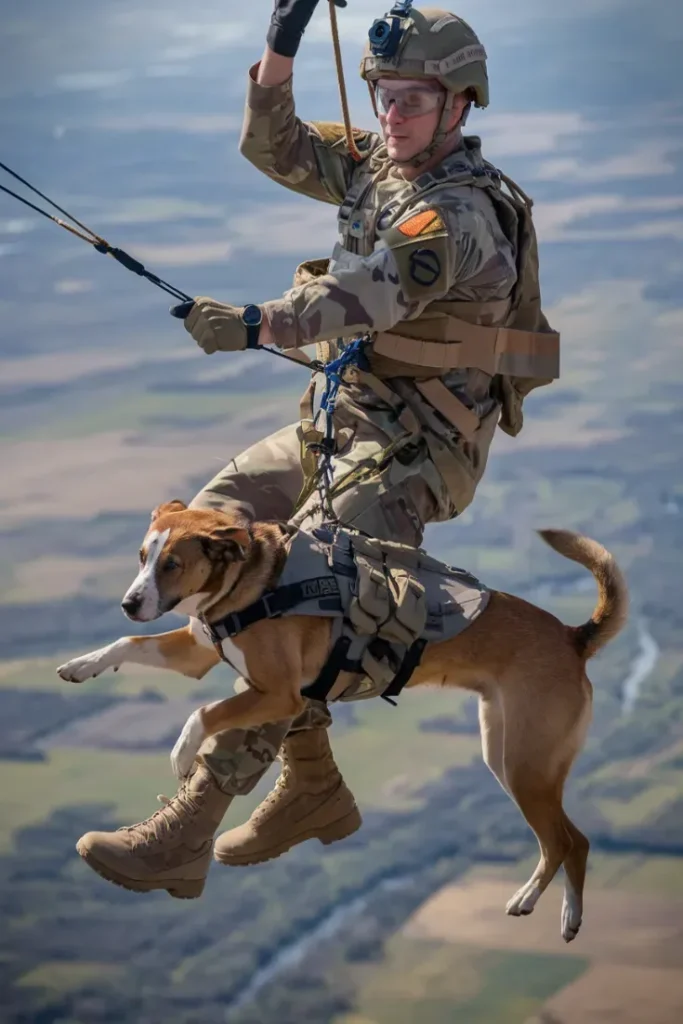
[{"x1": 57, "y1": 499, "x2": 628, "y2": 942}]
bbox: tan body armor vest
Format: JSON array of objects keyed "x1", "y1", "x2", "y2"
[
  {"x1": 295, "y1": 148, "x2": 559, "y2": 514},
  {"x1": 345, "y1": 156, "x2": 558, "y2": 435}
]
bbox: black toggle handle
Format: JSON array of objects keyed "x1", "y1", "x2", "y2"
[{"x1": 169, "y1": 300, "x2": 195, "y2": 319}]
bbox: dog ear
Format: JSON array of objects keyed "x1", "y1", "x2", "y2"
[
  {"x1": 150, "y1": 499, "x2": 187, "y2": 523},
  {"x1": 202, "y1": 526, "x2": 252, "y2": 562}
]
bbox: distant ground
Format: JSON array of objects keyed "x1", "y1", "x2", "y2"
[
  {"x1": 2, "y1": 286, "x2": 683, "y2": 1021},
  {"x1": 2, "y1": 5, "x2": 683, "y2": 1013},
  {"x1": 335, "y1": 856, "x2": 683, "y2": 1024}
]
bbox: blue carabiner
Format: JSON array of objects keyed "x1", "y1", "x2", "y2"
[{"x1": 313, "y1": 337, "x2": 370, "y2": 468}]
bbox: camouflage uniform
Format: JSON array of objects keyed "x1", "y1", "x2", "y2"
[
  {"x1": 74, "y1": 10, "x2": 559, "y2": 892},
  {"x1": 191, "y1": 61, "x2": 519, "y2": 795}
]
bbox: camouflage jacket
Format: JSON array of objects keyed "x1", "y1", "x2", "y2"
[
  {"x1": 239, "y1": 65, "x2": 533, "y2": 516},
  {"x1": 241, "y1": 66, "x2": 518, "y2": 364}
]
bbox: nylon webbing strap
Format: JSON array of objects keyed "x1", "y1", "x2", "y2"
[
  {"x1": 415, "y1": 379, "x2": 481, "y2": 441},
  {"x1": 383, "y1": 638, "x2": 427, "y2": 698},
  {"x1": 373, "y1": 321, "x2": 560, "y2": 378},
  {"x1": 301, "y1": 635, "x2": 353, "y2": 702},
  {"x1": 205, "y1": 577, "x2": 343, "y2": 641}
]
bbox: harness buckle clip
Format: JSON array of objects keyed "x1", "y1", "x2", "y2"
[
  {"x1": 261, "y1": 594, "x2": 281, "y2": 620},
  {"x1": 308, "y1": 436, "x2": 337, "y2": 457}
]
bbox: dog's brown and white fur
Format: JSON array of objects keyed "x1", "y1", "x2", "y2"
[{"x1": 57, "y1": 500, "x2": 628, "y2": 942}]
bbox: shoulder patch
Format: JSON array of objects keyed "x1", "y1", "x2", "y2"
[
  {"x1": 408, "y1": 248, "x2": 442, "y2": 287},
  {"x1": 396, "y1": 208, "x2": 445, "y2": 238}
]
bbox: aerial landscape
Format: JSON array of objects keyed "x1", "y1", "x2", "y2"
[{"x1": 1, "y1": 1, "x2": 682, "y2": 1021}]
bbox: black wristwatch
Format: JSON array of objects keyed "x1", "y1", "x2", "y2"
[{"x1": 241, "y1": 304, "x2": 263, "y2": 349}]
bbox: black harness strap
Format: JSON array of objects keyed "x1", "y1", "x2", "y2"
[
  {"x1": 301, "y1": 635, "x2": 428, "y2": 706},
  {"x1": 301, "y1": 635, "x2": 354, "y2": 702},
  {"x1": 201, "y1": 574, "x2": 428, "y2": 706},
  {"x1": 202, "y1": 576, "x2": 342, "y2": 653},
  {"x1": 383, "y1": 637, "x2": 428, "y2": 701}
]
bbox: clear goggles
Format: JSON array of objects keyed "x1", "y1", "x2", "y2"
[{"x1": 373, "y1": 82, "x2": 445, "y2": 119}]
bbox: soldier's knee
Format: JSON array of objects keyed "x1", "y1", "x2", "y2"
[{"x1": 288, "y1": 700, "x2": 333, "y2": 732}]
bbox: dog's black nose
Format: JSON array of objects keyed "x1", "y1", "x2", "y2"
[{"x1": 121, "y1": 596, "x2": 140, "y2": 618}]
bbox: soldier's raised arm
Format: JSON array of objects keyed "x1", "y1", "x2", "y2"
[{"x1": 240, "y1": 0, "x2": 380, "y2": 205}]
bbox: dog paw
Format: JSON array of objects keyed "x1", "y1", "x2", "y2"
[
  {"x1": 57, "y1": 646, "x2": 117, "y2": 683},
  {"x1": 171, "y1": 711, "x2": 205, "y2": 780},
  {"x1": 561, "y1": 892, "x2": 582, "y2": 942},
  {"x1": 506, "y1": 880, "x2": 541, "y2": 917}
]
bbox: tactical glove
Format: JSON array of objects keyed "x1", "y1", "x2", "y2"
[
  {"x1": 267, "y1": 0, "x2": 347, "y2": 59},
  {"x1": 184, "y1": 298, "x2": 256, "y2": 355}
]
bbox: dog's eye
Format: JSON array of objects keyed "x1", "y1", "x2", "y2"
[{"x1": 163, "y1": 558, "x2": 180, "y2": 572}]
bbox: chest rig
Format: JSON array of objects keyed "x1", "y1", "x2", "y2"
[
  {"x1": 202, "y1": 526, "x2": 489, "y2": 705},
  {"x1": 295, "y1": 137, "x2": 560, "y2": 521},
  {"x1": 335, "y1": 137, "x2": 500, "y2": 257}
]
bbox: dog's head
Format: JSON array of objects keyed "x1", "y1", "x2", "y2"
[{"x1": 121, "y1": 500, "x2": 251, "y2": 622}]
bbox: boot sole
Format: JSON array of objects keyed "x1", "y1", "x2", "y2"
[
  {"x1": 213, "y1": 805, "x2": 362, "y2": 867},
  {"x1": 76, "y1": 840, "x2": 205, "y2": 899}
]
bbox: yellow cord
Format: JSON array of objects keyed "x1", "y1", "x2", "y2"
[{"x1": 328, "y1": 0, "x2": 362, "y2": 162}]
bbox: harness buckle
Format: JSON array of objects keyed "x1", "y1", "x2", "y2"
[
  {"x1": 260, "y1": 594, "x2": 281, "y2": 620},
  {"x1": 307, "y1": 436, "x2": 337, "y2": 457}
]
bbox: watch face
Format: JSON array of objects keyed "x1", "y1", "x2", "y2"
[{"x1": 242, "y1": 304, "x2": 262, "y2": 326}]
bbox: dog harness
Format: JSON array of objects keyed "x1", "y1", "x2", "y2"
[{"x1": 201, "y1": 525, "x2": 489, "y2": 705}]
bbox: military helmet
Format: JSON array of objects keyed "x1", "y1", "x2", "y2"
[{"x1": 360, "y1": 6, "x2": 489, "y2": 108}]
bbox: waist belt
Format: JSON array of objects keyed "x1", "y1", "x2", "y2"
[{"x1": 373, "y1": 318, "x2": 560, "y2": 379}]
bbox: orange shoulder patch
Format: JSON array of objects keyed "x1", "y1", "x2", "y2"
[{"x1": 396, "y1": 209, "x2": 445, "y2": 238}]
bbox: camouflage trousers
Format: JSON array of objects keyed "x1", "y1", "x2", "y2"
[{"x1": 190, "y1": 396, "x2": 451, "y2": 795}]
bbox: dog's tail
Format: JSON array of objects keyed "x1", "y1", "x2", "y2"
[{"x1": 537, "y1": 528, "x2": 629, "y2": 660}]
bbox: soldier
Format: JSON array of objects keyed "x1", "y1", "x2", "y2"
[{"x1": 76, "y1": 1, "x2": 558, "y2": 896}]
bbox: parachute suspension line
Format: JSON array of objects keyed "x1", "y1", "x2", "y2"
[
  {"x1": 0, "y1": 182, "x2": 100, "y2": 245},
  {"x1": 0, "y1": 162, "x2": 324, "y2": 371},
  {"x1": 0, "y1": 160, "x2": 193, "y2": 302},
  {"x1": 328, "y1": 0, "x2": 362, "y2": 163},
  {"x1": 0, "y1": 160, "x2": 106, "y2": 243}
]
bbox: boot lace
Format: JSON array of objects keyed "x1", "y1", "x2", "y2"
[
  {"x1": 119, "y1": 777, "x2": 203, "y2": 851},
  {"x1": 250, "y1": 756, "x2": 292, "y2": 825}
]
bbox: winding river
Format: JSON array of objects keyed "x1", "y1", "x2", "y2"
[
  {"x1": 622, "y1": 616, "x2": 660, "y2": 714},
  {"x1": 225, "y1": 874, "x2": 418, "y2": 1017}
]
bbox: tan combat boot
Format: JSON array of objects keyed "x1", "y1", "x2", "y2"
[
  {"x1": 76, "y1": 763, "x2": 232, "y2": 898},
  {"x1": 213, "y1": 727, "x2": 362, "y2": 866}
]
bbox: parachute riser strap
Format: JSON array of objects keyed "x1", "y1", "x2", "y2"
[
  {"x1": 0, "y1": 161, "x2": 327, "y2": 374},
  {"x1": 0, "y1": 162, "x2": 193, "y2": 303},
  {"x1": 329, "y1": 1, "x2": 362, "y2": 163}
]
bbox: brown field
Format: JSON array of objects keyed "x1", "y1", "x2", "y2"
[
  {"x1": 0, "y1": 426, "x2": 246, "y2": 525},
  {"x1": 406, "y1": 876, "x2": 683, "y2": 968},
  {"x1": 404, "y1": 872, "x2": 683, "y2": 1022},
  {"x1": 533, "y1": 964, "x2": 683, "y2": 1024}
]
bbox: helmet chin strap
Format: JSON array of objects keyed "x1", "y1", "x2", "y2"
[{"x1": 395, "y1": 91, "x2": 471, "y2": 169}]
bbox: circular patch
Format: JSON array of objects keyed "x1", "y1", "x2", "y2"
[{"x1": 409, "y1": 248, "x2": 441, "y2": 287}]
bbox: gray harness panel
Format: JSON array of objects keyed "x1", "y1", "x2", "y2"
[{"x1": 204, "y1": 525, "x2": 489, "y2": 704}]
